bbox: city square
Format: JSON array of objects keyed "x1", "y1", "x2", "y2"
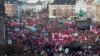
[{"x1": 0, "y1": 0, "x2": 100, "y2": 56}]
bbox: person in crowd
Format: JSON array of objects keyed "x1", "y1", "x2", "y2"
[{"x1": 4, "y1": 18, "x2": 100, "y2": 56}]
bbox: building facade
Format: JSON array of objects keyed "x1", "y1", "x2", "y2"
[
  {"x1": 27, "y1": 0, "x2": 54, "y2": 3},
  {"x1": 49, "y1": 0, "x2": 97, "y2": 21},
  {"x1": 26, "y1": 3, "x2": 43, "y2": 13},
  {"x1": 75, "y1": 0, "x2": 86, "y2": 13},
  {"x1": 49, "y1": 0, "x2": 76, "y2": 18},
  {"x1": 85, "y1": 0, "x2": 96, "y2": 22},
  {"x1": 96, "y1": 3, "x2": 100, "y2": 22},
  {"x1": 49, "y1": 5, "x2": 75, "y2": 18},
  {"x1": 84, "y1": 0, "x2": 100, "y2": 22},
  {"x1": 4, "y1": 3, "x2": 18, "y2": 16}
]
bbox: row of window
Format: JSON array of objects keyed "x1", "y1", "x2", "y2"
[
  {"x1": 50, "y1": 5, "x2": 75, "y2": 8},
  {"x1": 51, "y1": 9, "x2": 75, "y2": 12}
]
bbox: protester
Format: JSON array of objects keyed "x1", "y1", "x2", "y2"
[{"x1": 3, "y1": 17, "x2": 100, "y2": 56}]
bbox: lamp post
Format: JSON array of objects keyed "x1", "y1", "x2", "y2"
[
  {"x1": 23, "y1": 0, "x2": 27, "y2": 15},
  {"x1": 0, "y1": 0, "x2": 5, "y2": 45},
  {"x1": 18, "y1": 3, "x2": 20, "y2": 18}
]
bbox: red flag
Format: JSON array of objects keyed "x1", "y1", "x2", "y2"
[
  {"x1": 27, "y1": 20, "x2": 35, "y2": 26},
  {"x1": 90, "y1": 25, "x2": 98, "y2": 34},
  {"x1": 65, "y1": 21, "x2": 72, "y2": 26},
  {"x1": 67, "y1": 36, "x2": 74, "y2": 43}
]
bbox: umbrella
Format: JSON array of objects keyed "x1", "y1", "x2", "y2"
[
  {"x1": 59, "y1": 20, "x2": 65, "y2": 23},
  {"x1": 26, "y1": 26, "x2": 37, "y2": 31},
  {"x1": 59, "y1": 19, "x2": 68, "y2": 24},
  {"x1": 15, "y1": 19, "x2": 19, "y2": 22},
  {"x1": 14, "y1": 28, "x2": 20, "y2": 32}
]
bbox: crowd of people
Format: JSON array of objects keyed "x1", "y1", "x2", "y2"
[{"x1": 1, "y1": 17, "x2": 100, "y2": 56}]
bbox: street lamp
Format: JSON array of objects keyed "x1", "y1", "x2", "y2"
[{"x1": 0, "y1": 0, "x2": 6, "y2": 45}]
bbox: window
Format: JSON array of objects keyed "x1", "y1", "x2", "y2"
[{"x1": 53, "y1": 9, "x2": 56, "y2": 16}]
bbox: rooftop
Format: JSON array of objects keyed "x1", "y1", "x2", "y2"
[{"x1": 52, "y1": 0, "x2": 76, "y2": 5}]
